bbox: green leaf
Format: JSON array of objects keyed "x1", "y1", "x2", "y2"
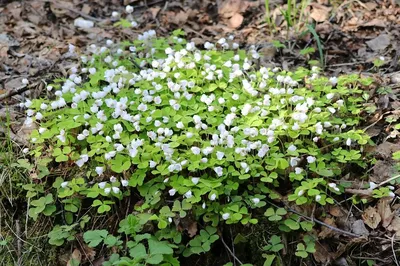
[
  {"x1": 129, "y1": 243, "x2": 147, "y2": 259},
  {"x1": 148, "y1": 239, "x2": 174, "y2": 255},
  {"x1": 263, "y1": 254, "x2": 276, "y2": 266},
  {"x1": 146, "y1": 254, "x2": 164, "y2": 264},
  {"x1": 83, "y1": 230, "x2": 108, "y2": 247}
]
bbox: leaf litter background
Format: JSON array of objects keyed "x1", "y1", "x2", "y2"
[{"x1": 1, "y1": 0, "x2": 400, "y2": 265}]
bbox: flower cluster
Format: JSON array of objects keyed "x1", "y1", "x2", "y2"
[{"x1": 25, "y1": 30, "x2": 371, "y2": 227}]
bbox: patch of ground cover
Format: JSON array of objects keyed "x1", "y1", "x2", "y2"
[{"x1": 1, "y1": 0, "x2": 400, "y2": 265}]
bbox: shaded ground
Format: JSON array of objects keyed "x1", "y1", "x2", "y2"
[{"x1": 1, "y1": 0, "x2": 400, "y2": 265}]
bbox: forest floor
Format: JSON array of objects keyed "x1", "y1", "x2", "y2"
[{"x1": 1, "y1": 0, "x2": 400, "y2": 265}]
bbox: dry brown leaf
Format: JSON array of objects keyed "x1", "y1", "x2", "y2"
[
  {"x1": 377, "y1": 198, "x2": 394, "y2": 228},
  {"x1": 313, "y1": 242, "x2": 332, "y2": 263},
  {"x1": 319, "y1": 217, "x2": 336, "y2": 239},
  {"x1": 329, "y1": 206, "x2": 345, "y2": 217},
  {"x1": 218, "y1": 0, "x2": 249, "y2": 19},
  {"x1": 187, "y1": 221, "x2": 198, "y2": 238},
  {"x1": 170, "y1": 11, "x2": 189, "y2": 26},
  {"x1": 387, "y1": 216, "x2": 400, "y2": 237},
  {"x1": 363, "y1": 18, "x2": 386, "y2": 27},
  {"x1": 148, "y1": 7, "x2": 161, "y2": 19},
  {"x1": 310, "y1": 3, "x2": 332, "y2": 22},
  {"x1": 362, "y1": 206, "x2": 381, "y2": 229},
  {"x1": 67, "y1": 249, "x2": 81, "y2": 266},
  {"x1": 228, "y1": 13, "x2": 244, "y2": 29}
]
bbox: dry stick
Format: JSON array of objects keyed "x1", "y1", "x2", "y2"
[
  {"x1": 220, "y1": 235, "x2": 243, "y2": 265},
  {"x1": 16, "y1": 220, "x2": 22, "y2": 265},
  {"x1": 376, "y1": 174, "x2": 400, "y2": 189},
  {"x1": 266, "y1": 200, "x2": 363, "y2": 238},
  {"x1": 0, "y1": 85, "x2": 30, "y2": 102},
  {"x1": 392, "y1": 234, "x2": 400, "y2": 266}
]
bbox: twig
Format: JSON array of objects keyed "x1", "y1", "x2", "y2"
[
  {"x1": 220, "y1": 234, "x2": 243, "y2": 265},
  {"x1": 392, "y1": 234, "x2": 400, "y2": 266},
  {"x1": 362, "y1": 111, "x2": 391, "y2": 132},
  {"x1": 377, "y1": 174, "x2": 400, "y2": 189},
  {"x1": 267, "y1": 200, "x2": 363, "y2": 238},
  {"x1": 0, "y1": 85, "x2": 31, "y2": 102},
  {"x1": 16, "y1": 220, "x2": 22, "y2": 264}
]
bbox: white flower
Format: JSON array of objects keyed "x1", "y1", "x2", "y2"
[
  {"x1": 252, "y1": 198, "x2": 260, "y2": 204},
  {"x1": 326, "y1": 93, "x2": 335, "y2": 100},
  {"x1": 191, "y1": 147, "x2": 201, "y2": 155},
  {"x1": 184, "y1": 190, "x2": 193, "y2": 198},
  {"x1": 95, "y1": 167, "x2": 104, "y2": 176},
  {"x1": 315, "y1": 195, "x2": 321, "y2": 202},
  {"x1": 169, "y1": 189, "x2": 176, "y2": 196},
  {"x1": 121, "y1": 179, "x2": 129, "y2": 187},
  {"x1": 295, "y1": 167, "x2": 303, "y2": 174},
  {"x1": 216, "y1": 151, "x2": 225, "y2": 160},
  {"x1": 22, "y1": 148, "x2": 29, "y2": 154},
  {"x1": 287, "y1": 144, "x2": 297, "y2": 152},
  {"x1": 149, "y1": 161, "x2": 157, "y2": 168},
  {"x1": 210, "y1": 193, "x2": 217, "y2": 200},
  {"x1": 327, "y1": 107, "x2": 336, "y2": 114},
  {"x1": 214, "y1": 166, "x2": 223, "y2": 177},
  {"x1": 110, "y1": 176, "x2": 117, "y2": 183},
  {"x1": 98, "y1": 182, "x2": 107, "y2": 189},
  {"x1": 297, "y1": 190, "x2": 304, "y2": 196},
  {"x1": 232, "y1": 94, "x2": 239, "y2": 100},
  {"x1": 112, "y1": 187, "x2": 120, "y2": 194},
  {"x1": 329, "y1": 77, "x2": 338, "y2": 85},
  {"x1": 104, "y1": 187, "x2": 111, "y2": 194},
  {"x1": 307, "y1": 156, "x2": 316, "y2": 163},
  {"x1": 105, "y1": 151, "x2": 116, "y2": 160},
  {"x1": 22, "y1": 78, "x2": 29, "y2": 85},
  {"x1": 112, "y1": 11, "x2": 119, "y2": 17},
  {"x1": 346, "y1": 138, "x2": 352, "y2": 146},
  {"x1": 222, "y1": 213, "x2": 230, "y2": 220},
  {"x1": 191, "y1": 177, "x2": 200, "y2": 185},
  {"x1": 369, "y1": 182, "x2": 378, "y2": 190},
  {"x1": 176, "y1": 122, "x2": 184, "y2": 129},
  {"x1": 125, "y1": 5, "x2": 133, "y2": 13},
  {"x1": 389, "y1": 192, "x2": 396, "y2": 198},
  {"x1": 61, "y1": 181, "x2": 69, "y2": 188},
  {"x1": 38, "y1": 127, "x2": 46, "y2": 134},
  {"x1": 202, "y1": 202, "x2": 206, "y2": 209}
]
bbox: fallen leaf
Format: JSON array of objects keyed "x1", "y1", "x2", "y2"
[
  {"x1": 377, "y1": 198, "x2": 394, "y2": 228},
  {"x1": 363, "y1": 19, "x2": 386, "y2": 27},
  {"x1": 313, "y1": 242, "x2": 332, "y2": 263},
  {"x1": 148, "y1": 7, "x2": 161, "y2": 19},
  {"x1": 374, "y1": 142, "x2": 400, "y2": 160},
  {"x1": 67, "y1": 249, "x2": 81, "y2": 266},
  {"x1": 362, "y1": 206, "x2": 381, "y2": 229},
  {"x1": 329, "y1": 206, "x2": 345, "y2": 217},
  {"x1": 319, "y1": 217, "x2": 336, "y2": 239},
  {"x1": 228, "y1": 13, "x2": 244, "y2": 28},
  {"x1": 387, "y1": 216, "x2": 400, "y2": 237},
  {"x1": 187, "y1": 221, "x2": 198, "y2": 238},
  {"x1": 218, "y1": 0, "x2": 249, "y2": 19},
  {"x1": 310, "y1": 3, "x2": 332, "y2": 22},
  {"x1": 371, "y1": 160, "x2": 396, "y2": 184},
  {"x1": 366, "y1": 34, "x2": 391, "y2": 51},
  {"x1": 352, "y1": 220, "x2": 369, "y2": 236}
]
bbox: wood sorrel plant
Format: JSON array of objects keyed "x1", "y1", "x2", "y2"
[{"x1": 23, "y1": 29, "x2": 373, "y2": 264}]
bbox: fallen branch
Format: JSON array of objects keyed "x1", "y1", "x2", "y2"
[
  {"x1": 220, "y1": 234, "x2": 243, "y2": 265},
  {"x1": 0, "y1": 85, "x2": 30, "y2": 102},
  {"x1": 267, "y1": 200, "x2": 363, "y2": 238}
]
